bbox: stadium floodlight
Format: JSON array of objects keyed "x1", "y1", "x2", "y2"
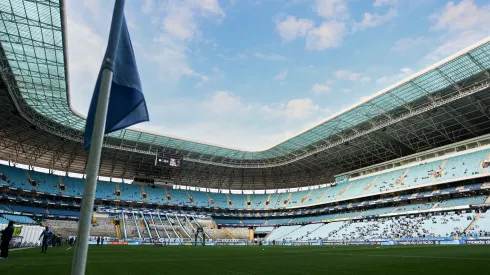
[{"x1": 71, "y1": 0, "x2": 149, "y2": 274}]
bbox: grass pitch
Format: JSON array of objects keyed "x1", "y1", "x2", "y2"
[{"x1": 1, "y1": 245, "x2": 490, "y2": 274}]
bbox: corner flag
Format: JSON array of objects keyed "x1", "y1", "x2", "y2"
[
  {"x1": 73, "y1": 1, "x2": 148, "y2": 274},
  {"x1": 83, "y1": 9, "x2": 149, "y2": 150}
]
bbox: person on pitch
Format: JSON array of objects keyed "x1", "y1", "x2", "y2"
[
  {"x1": 39, "y1": 226, "x2": 53, "y2": 253},
  {"x1": 0, "y1": 221, "x2": 14, "y2": 259}
]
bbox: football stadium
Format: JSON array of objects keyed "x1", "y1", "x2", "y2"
[{"x1": 1, "y1": 0, "x2": 490, "y2": 274}]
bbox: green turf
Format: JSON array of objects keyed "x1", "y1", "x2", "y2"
[{"x1": 1, "y1": 245, "x2": 490, "y2": 274}]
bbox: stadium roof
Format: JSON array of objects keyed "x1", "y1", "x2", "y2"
[
  {"x1": 1, "y1": 0, "x2": 490, "y2": 168},
  {"x1": 1, "y1": 0, "x2": 490, "y2": 189}
]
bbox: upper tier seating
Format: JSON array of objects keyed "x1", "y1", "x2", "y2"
[
  {"x1": 0, "y1": 204, "x2": 10, "y2": 212},
  {"x1": 61, "y1": 177, "x2": 85, "y2": 197},
  {"x1": 392, "y1": 202, "x2": 435, "y2": 213},
  {"x1": 1, "y1": 146, "x2": 490, "y2": 210},
  {"x1": 436, "y1": 195, "x2": 487, "y2": 208},
  {"x1": 28, "y1": 170, "x2": 60, "y2": 194}
]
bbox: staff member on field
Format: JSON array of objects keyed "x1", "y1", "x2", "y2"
[{"x1": 0, "y1": 221, "x2": 14, "y2": 259}]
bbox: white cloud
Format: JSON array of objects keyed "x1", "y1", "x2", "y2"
[
  {"x1": 203, "y1": 39, "x2": 218, "y2": 48},
  {"x1": 333, "y1": 70, "x2": 371, "y2": 83},
  {"x1": 425, "y1": 30, "x2": 486, "y2": 62},
  {"x1": 191, "y1": 0, "x2": 225, "y2": 17},
  {"x1": 306, "y1": 21, "x2": 346, "y2": 51},
  {"x1": 194, "y1": 75, "x2": 210, "y2": 88},
  {"x1": 360, "y1": 76, "x2": 371, "y2": 83},
  {"x1": 353, "y1": 8, "x2": 397, "y2": 31},
  {"x1": 162, "y1": 6, "x2": 197, "y2": 40},
  {"x1": 376, "y1": 67, "x2": 413, "y2": 85},
  {"x1": 204, "y1": 91, "x2": 252, "y2": 115},
  {"x1": 65, "y1": 18, "x2": 105, "y2": 115},
  {"x1": 430, "y1": 0, "x2": 490, "y2": 33},
  {"x1": 392, "y1": 37, "x2": 425, "y2": 53},
  {"x1": 255, "y1": 53, "x2": 286, "y2": 61},
  {"x1": 262, "y1": 98, "x2": 321, "y2": 119},
  {"x1": 142, "y1": 0, "x2": 154, "y2": 14},
  {"x1": 275, "y1": 16, "x2": 314, "y2": 41},
  {"x1": 237, "y1": 53, "x2": 248, "y2": 60},
  {"x1": 311, "y1": 83, "x2": 331, "y2": 94},
  {"x1": 274, "y1": 70, "x2": 289, "y2": 81},
  {"x1": 314, "y1": 0, "x2": 349, "y2": 20},
  {"x1": 217, "y1": 53, "x2": 248, "y2": 61},
  {"x1": 81, "y1": 0, "x2": 103, "y2": 20},
  {"x1": 376, "y1": 76, "x2": 389, "y2": 85},
  {"x1": 399, "y1": 67, "x2": 413, "y2": 74},
  {"x1": 143, "y1": 0, "x2": 225, "y2": 85},
  {"x1": 334, "y1": 70, "x2": 361, "y2": 81},
  {"x1": 373, "y1": 0, "x2": 398, "y2": 7},
  {"x1": 425, "y1": 0, "x2": 490, "y2": 61}
]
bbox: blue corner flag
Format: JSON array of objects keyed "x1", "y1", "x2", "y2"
[{"x1": 84, "y1": 16, "x2": 149, "y2": 150}]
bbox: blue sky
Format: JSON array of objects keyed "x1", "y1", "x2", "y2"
[{"x1": 65, "y1": 0, "x2": 490, "y2": 150}]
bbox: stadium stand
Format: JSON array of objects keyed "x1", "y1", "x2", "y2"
[
  {"x1": 2, "y1": 0, "x2": 490, "y2": 255},
  {"x1": 8, "y1": 204, "x2": 47, "y2": 214},
  {"x1": 265, "y1": 210, "x2": 483, "y2": 241},
  {"x1": 255, "y1": 227, "x2": 274, "y2": 233},
  {"x1": 0, "y1": 204, "x2": 10, "y2": 212},
  {"x1": 48, "y1": 208, "x2": 80, "y2": 216},
  {"x1": 2, "y1": 144, "x2": 490, "y2": 211},
  {"x1": 45, "y1": 219, "x2": 79, "y2": 238},
  {"x1": 436, "y1": 195, "x2": 487, "y2": 208},
  {"x1": 2, "y1": 214, "x2": 37, "y2": 224},
  {"x1": 467, "y1": 212, "x2": 490, "y2": 237}
]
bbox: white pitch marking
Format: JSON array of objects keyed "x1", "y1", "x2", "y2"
[{"x1": 316, "y1": 251, "x2": 490, "y2": 261}]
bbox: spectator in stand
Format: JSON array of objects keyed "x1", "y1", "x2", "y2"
[{"x1": 0, "y1": 221, "x2": 14, "y2": 259}]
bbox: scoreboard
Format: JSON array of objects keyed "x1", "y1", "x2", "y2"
[{"x1": 155, "y1": 153, "x2": 183, "y2": 168}]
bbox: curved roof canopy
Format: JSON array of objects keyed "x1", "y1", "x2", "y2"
[{"x1": 2, "y1": 0, "x2": 490, "y2": 168}]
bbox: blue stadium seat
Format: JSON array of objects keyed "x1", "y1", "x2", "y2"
[
  {"x1": 2, "y1": 214, "x2": 36, "y2": 224},
  {"x1": 8, "y1": 204, "x2": 46, "y2": 214},
  {"x1": 48, "y1": 208, "x2": 80, "y2": 216}
]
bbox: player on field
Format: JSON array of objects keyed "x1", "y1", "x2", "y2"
[{"x1": 39, "y1": 226, "x2": 53, "y2": 253}]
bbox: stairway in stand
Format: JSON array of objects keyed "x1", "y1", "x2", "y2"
[
  {"x1": 25, "y1": 170, "x2": 37, "y2": 191},
  {"x1": 58, "y1": 176, "x2": 64, "y2": 195},
  {"x1": 222, "y1": 228, "x2": 236, "y2": 239},
  {"x1": 115, "y1": 223, "x2": 122, "y2": 239},
  {"x1": 431, "y1": 201, "x2": 441, "y2": 209},
  {"x1": 465, "y1": 213, "x2": 483, "y2": 233}
]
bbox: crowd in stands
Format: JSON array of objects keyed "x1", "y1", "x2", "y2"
[
  {"x1": 1, "y1": 147, "x2": 489, "y2": 210},
  {"x1": 266, "y1": 210, "x2": 490, "y2": 242}
]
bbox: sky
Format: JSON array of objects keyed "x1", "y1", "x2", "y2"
[{"x1": 65, "y1": 0, "x2": 490, "y2": 151}]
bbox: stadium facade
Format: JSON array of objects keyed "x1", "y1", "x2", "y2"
[{"x1": 0, "y1": 0, "x2": 490, "y2": 247}]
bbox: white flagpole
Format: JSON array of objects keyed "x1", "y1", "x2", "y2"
[{"x1": 71, "y1": 1, "x2": 125, "y2": 274}]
